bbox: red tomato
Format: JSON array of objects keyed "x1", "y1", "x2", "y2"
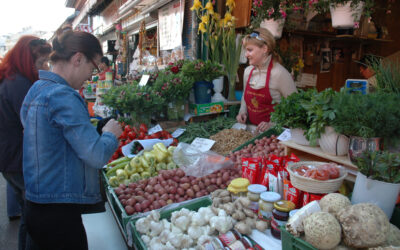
[
  {"x1": 128, "y1": 131, "x2": 137, "y2": 140},
  {"x1": 138, "y1": 131, "x2": 146, "y2": 140},
  {"x1": 119, "y1": 131, "x2": 128, "y2": 140},
  {"x1": 124, "y1": 125, "x2": 131, "y2": 133},
  {"x1": 151, "y1": 132, "x2": 162, "y2": 139},
  {"x1": 132, "y1": 127, "x2": 139, "y2": 135},
  {"x1": 144, "y1": 135, "x2": 152, "y2": 140},
  {"x1": 125, "y1": 139, "x2": 132, "y2": 145},
  {"x1": 120, "y1": 122, "x2": 126, "y2": 128},
  {"x1": 112, "y1": 152, "x2": 119, "y2": 159},
  {"x1": 165, "y1": 134, "x2": 173, "y2": 139},
  {"x1": 139, "y1": 123, "x2": 148, "y2": 133}
]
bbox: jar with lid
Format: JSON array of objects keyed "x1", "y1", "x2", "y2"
[
  {"x1": 199, "y1": 237, "x2": 225, "y2": 250},
  {"x1": 271, "y1": 200, "x2": 295, "y2": 239},
  {"x1": 227, "y1": 178, "x2": 250, "y2": 200},
  {"x1": 226, "y1": 236, "x2": 253, "y2": 250},
  {"x1": 217, "y1": 230, "x2": 242, "y2": 247},
  {"x1": 247, "y1": 184, "x2": 267, "y2": 213},
  {"x1": 258, "y1": 192, "x2": 281, "y2": 226}
]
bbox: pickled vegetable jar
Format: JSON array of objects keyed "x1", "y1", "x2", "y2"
[
  {"x1": 271, "y1": 200, "x2": 295, "y2": 239},
  {"x1": 258, "y1": 192, "x2": 281, "y2": 226},
  {"x1": 228, "y1": 178, "x2": 250, "y2": 200},
  {"x1": 247, "y1": 184, "x2": 267, "y2": 213}
]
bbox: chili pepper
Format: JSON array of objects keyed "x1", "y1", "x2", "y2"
[
  {"x1": 106, "y1": 161, "x2": 128, "y2": 177},
  {"x1": 107, "y1": 156, "x2": 130, "y2": 167}
]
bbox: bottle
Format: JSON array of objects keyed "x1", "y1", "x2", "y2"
[
  {"x1": 247, "y1": 184, "x2": 267, "y2": 213},
  {"x1": 271, "y1": 200, "x2": 295, "y2": 239}
]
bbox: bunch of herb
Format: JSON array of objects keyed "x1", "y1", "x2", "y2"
[
  {"x1": 302, "y1": 88, "x2": 338, "y2": 146},
  {"x1": 331, "y1": 91, "x2": 400, "y2": 143},
  {"x1": 181, "y1": 59, "x2": 224, "y2": 82},
  {"x1": 178, "y1": 117, "x2": 237, "y2": 143},
  {"x1": 102, "y1": 83, "x2": 165, "y2": 125},
  {"x1": 355, "y1": 151, "x2": 400, "y2": 184},
  {"x1": 370, "y1": 58, "x2": 400, "y2": 94},
  {"x1": 310, "y1": 0, "x2": 375, "y2": 19},
  {"x1": 270, "y1": 88, "x2": 316, "y2": 130}
]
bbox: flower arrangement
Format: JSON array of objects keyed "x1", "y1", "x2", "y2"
[
  {"x1": 191, "y1": 0, "x2": 242, "y2": 100},
  {"x1": 153, "y1": 60, "x2": 195, "y2": 102},
  {"x1": 251, "y1": 0, "x2": 304, "y2": 28},
  {"x1": 292, "y1": 57, "x2": 304, "y2": 81},
  {"x1": 181, "y1": 59, "x2": 224, "y2": 83}
]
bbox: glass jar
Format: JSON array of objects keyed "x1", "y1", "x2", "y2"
[
  {"x1": 226, "y1": 236, "x2": 252, "y2": 250},
  {"x1": 258, "y1": 192, "x2": 281, "y2": 226},
  {"x1": 199, "y1": 237, "x2": 225, "y2": 250},
  {"x1": 247, "y1": 184, "x2": 267, "y2": 213},
  {"x1": 271, "y1": 200, "x2": 296, "y2": 239},
  {"x1": 227, "y1": 178, "x2": 250, "y2": 200},
  {"x1": 217, "y1": 230, "x2": 242, "y2": 247}
]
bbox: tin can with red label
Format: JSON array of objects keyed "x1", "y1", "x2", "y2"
[{"x1": 218, "y1": 230, "x2": 242, "y2": 247}]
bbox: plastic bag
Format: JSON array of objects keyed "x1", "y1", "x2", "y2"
[{"x1": 172, "y1": 142, "x2": 234, "y2": 177}]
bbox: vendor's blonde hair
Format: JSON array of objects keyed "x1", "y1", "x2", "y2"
[{"x1": 243, "y1": 28, "x2": 282, "y2": 64}]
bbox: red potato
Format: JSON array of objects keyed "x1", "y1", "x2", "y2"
[
  {"x1": 180, "y1": 177, "x2": 189, "y2": 183},
  {"x1": 180, "y1": 183, "x2": 190, "y2": 190},
  {"x1": 167, "y1": 199, "x2": 173, "y2": 205},
  {"x1": 145, "y1": 185, "x2": 154, "y2": 193},
  {"x1": 161, "y1": 180, "x2": 168, "y2": 187},
  {"x1": 168, "y1": 194, "x2": 174, "y2": 200},
  {"x1": 196, "y1": 192, "x2": 203, "y2": 198},
  {"x1": 157, "y1": 188, "x2": 166, "y2": 195},
  {"x1": 128, "y1": 183, "x2": 137, "y2": 189},
  {"x1": 141, "y1": 200, "x2": 150, "y2": 209},
  {"x1": 210, "y1": 178, "x2": 217, "y2": 184},
  {"x1": 137, "y1": 190, "x2": 144, "y2": 196},
  {"x1": 121, "y1": 199, "x2": 127, "y2": 206},
  {"x1": 187, "y1": 189, "x2": 195, "y2": 198},
  {"x1": 127, "y1": 198, "x2": 136, "y2": 206},
  {"x1": 143, "y1": 208, "x2": 150, "y2": 212},
  {"x1": 134, "y1": 203, "x2": 142, "y2": 212},
  {"x1": 148, "y1": 178, "x2": 157, "y2": 186},
  {"x1": 198, "y1": 181, "x2": 205, "y2": 190},
  {"x1": 178, "y1": 197, "x2": 185, "y2": 202},
  {"x1": 119, "y1": 184, "x2": 126, "y2": 190},
  {"x1": 204, "y1": 179, "x2": 211, "y2": 186},
  {"x1": 177, "y1": 187, "x2": 184, "y2": 196},
  {"x1": 135, "y1": 196, "x2": 145, "y2": 203},
  {"x1": 216, "y1": 178, "x2": 222, "y2": 186},
  {"x1": 160, "y1": 193, "x2": 169, "y2": 201},
  {"x1": 148, "y1": 195, "x2": 155, "y2": 203},
  {"x1": 125, "y1": 205, "x2": 135, "y2": 215},
  {"x1": 114, "y1": 188, "x2": 123, "y2": 196},
  {"x1": 193, "y1": 185, "x2": 200, "y2": 192},
  {"x1": 173, "y1": 176, "x2": 180, "y2": 183},
  {"x1": 153, "y1": 201, "x2": 161, "y2": 209},
  {"x1": 176, "y1": 169, "x2": 185, "y2": 177}
]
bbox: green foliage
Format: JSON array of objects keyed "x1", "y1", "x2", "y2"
[
  {"x1": 311, "y1": 0, "x2": 375, "y2": 18},
  {"x1": 331, "y1": 91, "x2": 400, "y2": 142},
  {"x1": 102, "y1": 84, "x2": 165, "y2": 125},
  {"x1": 355, "y1": 151, "x2": 400, "y2": 184},
  {"x1": 181, "y1": 59, "x2": 224, "y2": 82},
  {"x1": 370, "y1": 58, "x2": 400, "y2": 94},
  {"x1": 302, "y1": 88, "x2": 338, "y2": 146},
  {"x1": 270, "y1": 88, "x2": 316, "y2": 130}
]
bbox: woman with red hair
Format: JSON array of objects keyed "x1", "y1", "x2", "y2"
[{"x1": 0, "y1": 35, "x2": 51, "y2": 250}]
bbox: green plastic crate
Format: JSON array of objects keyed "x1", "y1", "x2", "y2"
[
  {"x1": 128, "y1": 196, "x2": 213, "y2": 250},
  {"x1": 232, "y1": 126, "x2": 283, "y2": 153},
  {"x1": 281, "y1": 226, "x2": 317, "y2": 250}
]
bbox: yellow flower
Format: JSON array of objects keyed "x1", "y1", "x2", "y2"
[
  {"x1": 298, "y1": 58, "x2": 304, "y2": 68},
  {"x1": 223, "y1": 12, "x2": 232, "y2": 26},
  {"x1": 226, "y1": 0, "x2": 235, "y2": 9},
  {"x1": 190, "y1": 0, "x2": 202, "y2": 12},
  {"x1": 198, "y1": 22, "x2": 207, "y2": 33},
  {"x1": 213, "y1": 13, "x2": 221, "y2": 21},
  {"x1": 201, "y1": 15, "x2": 209, "y2": 25},
  {"x1": 204, "y1": 1, "x2": 214, "y2": 14}
]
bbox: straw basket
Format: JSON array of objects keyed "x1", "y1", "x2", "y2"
[{"x1": 287, "y1": 161, "x2": 347, "y2": 194}]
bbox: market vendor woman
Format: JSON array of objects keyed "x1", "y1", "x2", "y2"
[{"x1": 236, "y1": 28, "x2": 296, "y2": 132}]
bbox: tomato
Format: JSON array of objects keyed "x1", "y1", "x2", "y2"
[
  {"x1": 120, "y1": 122, "x2": 126, "y2": 128},
  {"x1": 138, "y1": 131, "x2": 146, "y2": 140},
  {"x1": 144, "y1": 135, "x2": 152, "y2": 140},
  {"x1": 151, "y1": 132, "x2": 162, "y2": 139},
  {"x1": 125, "y1": 139, "x2": 132, "y2": 145},
  {"x1": 112, "y1": 152, "x2": 119, "y2": 159},
  {"x1": 119, "y1": 131, "x2": 128, "y2": 140},
  {"x1": 132, "y1": 127, "x2": 139, "y2": 135},
  {"x1": 165, "y1": 134, "x2": 173, "y2": 139},
  {"x1": 128, "y1": 131, "x2": 137, "y2": 140},
  {"x1": 124, "y1": 125, "x2": 131, "y2": 133},
  {"x1": 139, "y1": 123, "x2": 148, "y2": 133}
]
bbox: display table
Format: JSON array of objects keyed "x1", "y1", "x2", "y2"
[{"x1": 280, "y1": 140, "x2": 358, "y2": 182}]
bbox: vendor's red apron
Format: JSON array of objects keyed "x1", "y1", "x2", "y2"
[{"x1": 244, "y1": 60, "x2": 274, "y2": 125}]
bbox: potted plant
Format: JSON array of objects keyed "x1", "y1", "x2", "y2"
[
  {"x1": 301, "y1": 88, "x2": 349, "y2": 155},
  {"x1": 153, "y1": 60, "x2": 194, "y2": 120},
  {"x1": 331, "y1": 91, "x2": 400, "y2": 161},
  {"x1": 102, "y1": 84, "x2": 165, "y2": 126},
  {"x1": 352, "y1": 150, "x2": 400, "y2": 218},
  {"x1": 251, "y1": 0, "x2": 303, "y2": 38},
  {"x1": 310, "y1": 0, "x2": 374, "y2": 29},
  {"x1": 270, "y1": 88, "x2": 316, "y2": 146},
  {"x1": 181, "y1": 59, "x2": 224, "y2": 104}
]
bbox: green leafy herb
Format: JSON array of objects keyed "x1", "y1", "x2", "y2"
[{"x1": 355, "y1": 151, "x2": 400, "y2": 184}]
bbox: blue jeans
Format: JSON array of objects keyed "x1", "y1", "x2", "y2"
[
  {"x1": 2, "y1": 172, "x2": 39, "y2": 250},
  {"x1": 7, "y1": 182, "x2": 22, "y2": 217}
]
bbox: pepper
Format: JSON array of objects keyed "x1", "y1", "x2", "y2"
[
  {"x1": 124, "y1": 163, "x2": 136, "y2": 176},
  {"x1": 130, "y1": 156, "x2": 142, "y2": 169},
  {"x1": 139, "y1": 156, "x2": 150, "y2": 169},
  {"x1": 116, "y1": 169, "x2": 128, "y2": 183},
  {"x1": 156, "y1": 162, "x2": 166, "y2": 171},
  {"x1": 143, "y1": 151, "x2": 156, "y2": 166},
  {"x1": 167, "y1": 146, "x2": 176, "y2": 155},
  {"x1": 109, "y1": 176, "x2": 119, "y2": 187},
  {"x1": 141, "y1": 171, "x2": 151, "y2": 179},
  {"x1": 153, "y1": 143, "x2": 168, "y2": 154},
  {"x1": 106, "y1": 162, "x2": 128, "y2": 178},
  {"x1": 167, "y1": 162, "x2": 177, "y2": 170},
  {"x1": 130, "y1": 173, "x2": 141, "y2": 182}
]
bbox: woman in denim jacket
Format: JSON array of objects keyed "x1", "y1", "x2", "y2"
[{"x1": 20, "y1": 27, "x2": 122, "y2": 250}]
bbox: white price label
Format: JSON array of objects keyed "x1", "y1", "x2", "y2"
[
  {"x1": 138, "y1": 75, "x2": 150, "y2": 86},
  {"x1": 148, "y1": 124, "x2": 163, "y2": 135},
  {"x1": 172, "y1": 128, "x2": 186, "y2": 138},
  {"x1": 277, "y1": 128, "x2": 291, "y2": 142},
  {"x1": 232, "y1": 123, "x2": 247, "y2": 130},
  {"x1": 190, "y1": 137, "x2": 215, "y2": 152}
]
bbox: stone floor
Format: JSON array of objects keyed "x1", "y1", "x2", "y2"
[{"x1": 0, "y1": 175, "x2": 19, "y2": 250}]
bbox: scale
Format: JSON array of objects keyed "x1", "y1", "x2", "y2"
[{"x1": 345, "y1": 79, "x2": 368, "y2": 94}]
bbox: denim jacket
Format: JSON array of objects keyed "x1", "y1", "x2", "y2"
[{"x1": 20, "y1": 71, "x2": 118, "y2": 204}]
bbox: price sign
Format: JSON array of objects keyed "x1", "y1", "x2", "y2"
[
  {"x1": 277, "y1": 128, "x2": 292, "y2": 141},
  {"x1": 172, "y1": 128, "x2": 186, "y2": 138},
  {"x1": 148, "y1": 124, "x2": 163, "y2": 135},
  {"x1": 190, "y1": 137, "x2": 215, "y2": 152}
]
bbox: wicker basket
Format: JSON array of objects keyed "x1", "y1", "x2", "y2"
[{"x1": 287, "y1": 161, "x2": 347, "y2": 194}]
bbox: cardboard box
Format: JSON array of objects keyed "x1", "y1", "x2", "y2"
[{"x1": 189, "y1": 102, "x2": 224, "y2": 115}]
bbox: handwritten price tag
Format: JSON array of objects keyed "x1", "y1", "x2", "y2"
[
  {"x1": 190, "y1": 137, "x2": 215, "y2": 152},
  {"x1": 172, "y1": 128, "x2": 186, "y2": 138},
  {"x1": 277, "y1": 128, "x2": 291, "y2": 142},
  {"x1": 148, "y1": 124, "x2": 163, "y2": 135}
]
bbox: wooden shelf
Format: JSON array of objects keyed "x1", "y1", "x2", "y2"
[
  {"x1": 288, "y1": 30, "x2": 394, "y2": 43},
  {"x1": 280, "y1": 140, "x2": 358, "y2": 182}
]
